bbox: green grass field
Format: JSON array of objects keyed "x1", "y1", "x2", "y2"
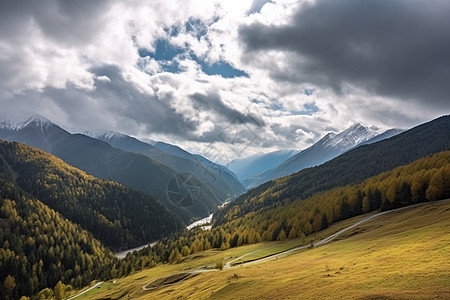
[
  {"x1": 230, "y1": 240, "x2": 307, "y2": 265},
  {"x1": 70, "y1": 201, "x2": 450, "y2": 299},
  {"x1": 68, "y1": 282, "x2": 108, "y2": 300}
]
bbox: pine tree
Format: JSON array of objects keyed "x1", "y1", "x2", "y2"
[
  {"x1": 168, "y1": 248, "x2": 181, "y2": 264},
  {"x1": 426, "y1": 170, "x2": 445, "y2": 201},
  {"x1": 321, "y1": 213, "x2": 329, "y2": 230},
  {"x1": 362, "y1": 196, "x2": 371, "y2": 213},
  {"x1": 4, "y1": 275, "x2": 16, "y2": 298},
  {"x1": 312, "y1": 213, "x2": 323, "y2": 233},
  {"x1": 339, "y1": 199, "x2": 352, "y2": 220},
  {"x1": 288, "y1": 227, "x2": 297, "y2": 239},
  {"x1": 277, "y1": 229, "x2": 287, "y2": 241},
  {"x1": 53, "y1": 281, "x2": 65, "y2": 300},
  {"x1": 180, "y1": 245, "x2": 190, "y2": 256}
]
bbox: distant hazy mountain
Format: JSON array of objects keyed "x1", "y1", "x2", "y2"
[
  {"x1": 151, "y1": 140, "x2": 197, "y2": 161},
  {"x1": 245, "y1": 124, "x2": 402, "y2": 188},
  {"x1": 192, "y1": 154, "x2": 243, "y2": 193},
  {"x1": 227, "y1": 149, "x2": 298, "y2": 182},
  {"x1": 143, "y1": 139, "x2": 242, "y2": 184},
  {"x1": 0, "y1": 115, "x2": 221, "y2": 222},
  {"x1": 81, "y1": 130, "x2": 245, "y2": 200}
]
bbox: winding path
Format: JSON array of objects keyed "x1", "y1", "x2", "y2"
[
  {"x1": 224, "y1": 200, "x2": 450, "y2": 269},
  {"x1": 66, "y1": 281, "x2": 103, "y2": 300},
  {"x1": 137, "y1": 199, "x2": 448, "y2": 290}
]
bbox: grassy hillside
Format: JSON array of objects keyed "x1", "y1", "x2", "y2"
[
  {"x1": 216, "y1": 115, "x2": 450, "y2": 224},
  {"x1": 0, "y1": 140, "x2": 183, "y2": 250},
  {"x1": 72, "y1": 200, "x2": 450, "y2": 299}
]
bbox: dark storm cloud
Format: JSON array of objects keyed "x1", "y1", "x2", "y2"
[
  {"x1": 24, "y1": 65, "x2": 199, "y2": 137},
  {"x1": 83, "y1": 65, "x2": 200, "y2": 135},
  {"x1": 189, "y1": 92, "x2": 265, "y2": 126},
  {"x1": 0, "y1": 0, "x2": 111, "y2": 45},
  {"x1": 239, "y1": 0, "x2": 450, "y2": 107},
  {"x1": 1, "y1": 64, "x2": 267, "y2": 144}
]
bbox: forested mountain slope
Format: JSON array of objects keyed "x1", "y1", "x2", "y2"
[
  {"x1": 118, "y1": 149, "x2": 450, "y2": 281},
  {"x1": 0, "y1": 140, "x2": 183, "y2": 250},
  {"x1": 215, "y1": 150, "x2": 450, "y2": 241},
  {"x1": 0, "y1": 116, "x2": 221, "y2": 222},
  {"x1": 84, "y1": 130, "x2": 244, "y2": 200},
  {"x1": 0, "y1": 180, "x2": 116, "y2": 299},
  {"x1": 215, "y1": 115, "x2": 450, "y2": 224}
]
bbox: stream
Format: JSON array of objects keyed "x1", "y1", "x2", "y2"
[{"x1": 115, "y1": 213, "x2": 214, "y2": 258}]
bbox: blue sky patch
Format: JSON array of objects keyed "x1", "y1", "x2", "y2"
[
  {"x1": 251, "y1": 99, "x2": 264, "y2": 104},
  {"x1": 138, "y1": 39, "x2": 248, "y2": 78},
  {"x1": 304, "y1": 89, "x2": 315, "y2": 96},
  {"x1": 138, "y1": 39, "x2": 184, "y2": 61},
  {"x1": 268, "y1": 101, "x2": 283, "y2": 111},
  {"x1": 190, "y1": 52, "x2": 248, "y2": 78},
  {"x1": 292, "y1": 103, "x2": 319, "y2": 116},
  {"x1": 199, "y1": 60, "x2": 248, "y2": 78}
]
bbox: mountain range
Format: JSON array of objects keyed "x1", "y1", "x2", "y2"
[
  {"x1": 0, "y1": 116, "x2": 243, "y2": 223},
  {"x1": 230, "y1": 123, "x2": 403, "y2": 189},
  {"x1": 227, "y1": 149, "x2": 298, "y2": 183},
  {"x1": 81, "y1": 129, "x2": 244, "y2": 199},
  {"x1": 215, "y1": 115, "x2": 450, "y2": 224}
]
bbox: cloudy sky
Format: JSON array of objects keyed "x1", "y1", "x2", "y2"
[{"x1": 1, "y1": 0, "x2": 449, "y2": 162}]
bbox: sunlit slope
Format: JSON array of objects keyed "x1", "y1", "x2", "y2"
[
  {"x1": 0, "y1": 179, "x2": 115, "y2": 299},
  {"x1": 85, "y1": 200, "x2": 450, "y2": 299}
]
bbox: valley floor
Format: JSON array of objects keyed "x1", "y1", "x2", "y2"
[{"x1": 70, "y1": 200, "x2": 450, "y2": 300}]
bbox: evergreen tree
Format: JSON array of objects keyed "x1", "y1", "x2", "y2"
[
  {"x1": 53, "y1": 281, "x2": 65, "y2": 300},
  {"x1": 362, "y1": 196, "x2": 370, "y2": 213}
]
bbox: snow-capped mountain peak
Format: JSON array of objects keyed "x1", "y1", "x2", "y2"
[
  {"x1": 82, "y1": 129, "x2": 128, "y2": 141},
  {"x1": 321, "y1": 132, "x2": 337, "y2": 142},
  {"x1": 23, "y1": 114, "x2": 53, "y2": 129},
  {"x1": 324, "y1": 123, "x2": 381, "y2": 150},
  {"x1": 0, "y1": 120, "x2": 17, "y2": 130},
  {"x1": 0, "y1": 114, "x2": 54, "y2": 130},
  {"x1": 138, "y1": 137, "x2": 157, "y2": 146}
]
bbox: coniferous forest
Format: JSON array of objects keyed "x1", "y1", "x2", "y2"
[{"x1": 0, "y1": 140, "x2": 183, "y2": 251}]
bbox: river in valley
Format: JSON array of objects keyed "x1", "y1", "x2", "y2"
[{"x1": 115, "y1": 213, "x2": 214, "y2": 258}]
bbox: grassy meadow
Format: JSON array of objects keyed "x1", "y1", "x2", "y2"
[{"x1": 70, "y1": 201, "x2": 450, "y2": 300}]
